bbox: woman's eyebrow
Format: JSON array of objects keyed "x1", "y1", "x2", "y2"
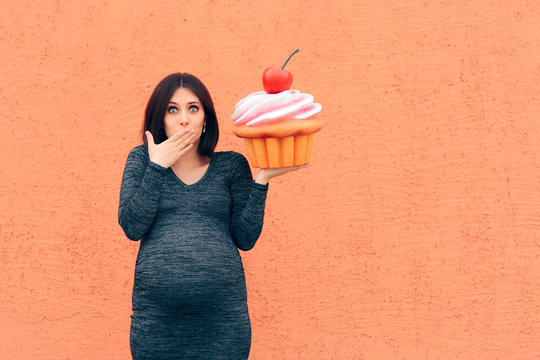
[{"x1": 168, "y1": 101, "x2": 201, "y2": 105}]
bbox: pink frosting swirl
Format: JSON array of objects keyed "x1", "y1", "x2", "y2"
[{"x1": 231, "y1": 90, "x2": 322, "y2": 126}]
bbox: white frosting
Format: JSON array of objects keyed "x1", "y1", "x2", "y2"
[{"x1": 231, "y1": 90, "x2": 322, "y2": 126}]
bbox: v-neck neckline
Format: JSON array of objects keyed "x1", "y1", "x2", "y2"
[{"x1": 169, "y1": 155, "x2": 215, "y2": 188}]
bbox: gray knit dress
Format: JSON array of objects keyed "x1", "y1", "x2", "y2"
[{"x1": 118, "y1": 145, "x2": 268, "y2": 359}]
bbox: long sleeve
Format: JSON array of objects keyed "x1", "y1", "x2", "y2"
[
  {"x1": 229, "y1": 153, "x2": 269, "y2": 251},
  {"x1": 118, "y1": 146, "x2": 169, "y2": 241}
]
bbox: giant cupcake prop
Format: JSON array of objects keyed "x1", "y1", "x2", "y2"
[{"x1": 231, "y1": 49, "x2": 323, "y2": 168}]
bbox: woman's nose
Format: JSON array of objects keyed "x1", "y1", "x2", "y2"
[{"x1": 178, "y1": 111, "x2": 189, "y2": 125}]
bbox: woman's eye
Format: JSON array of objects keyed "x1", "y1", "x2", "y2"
[
  {"x1": 168, "y1": 106, "x2": 178, "y2": 114},
  {"x1": 189, "y1": 105, "x2": 199, "y2": 112}
]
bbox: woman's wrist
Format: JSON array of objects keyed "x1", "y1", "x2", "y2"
[{"x1": 254, "y1": 172, "x2": 269, "y2": 185}]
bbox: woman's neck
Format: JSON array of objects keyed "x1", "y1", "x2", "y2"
[{"x1": 172, "y1": 147, "x2": 209, "y2": 171}]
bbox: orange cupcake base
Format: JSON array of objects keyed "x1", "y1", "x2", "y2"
[
  {"x1": 241, "y1": 134, "x2": 315, "y2": 168},
  {"x1": 233, "y1": 118, "x2": 323, "y2": 168}
]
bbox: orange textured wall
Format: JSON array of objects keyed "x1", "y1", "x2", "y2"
[{"x1": 2, "y1": 0, "x2": 540, "y2": 358}]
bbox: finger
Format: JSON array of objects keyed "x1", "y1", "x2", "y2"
[
  {"x1": 169, "y1": 128, "x2": 190, "y2": 141},
  {"x1": 176, "y1": 132, "x2": 196, "y2": 149},
  {"x1": 280, "y1": 163, "x2": 310, "y2": 174},
  {"x1": 288, "y1": 163, "x2": 310, "y2": 170},
  {"x1": 177, "y1": 142, "x2": 194, "y2": 157},
  {"x1": 145, "y1": 131, "x2": 154, "y2": 145},
  {"x1": 173, "y1": 129, "x2": 195, "y2": 144},
  {"x1": 280, "y1": 163, "x2": 310, "y2": 171}
]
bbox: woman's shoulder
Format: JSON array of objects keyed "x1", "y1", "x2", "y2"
[
  {"x1": 213, "y1": 151, "x2": 251, "y2": 175},
  {"x1": 126, "y1": 144, "x2": 149, "y2": 163},
  {"x1": 131, "y1": 144, "x2": 148, "y2": 154}
]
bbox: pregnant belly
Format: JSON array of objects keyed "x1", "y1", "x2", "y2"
[{"x1": 133, "y1": 233, "x2": 248, "y2": 313}]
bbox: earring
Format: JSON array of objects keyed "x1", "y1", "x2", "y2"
[{"x1": 202, "y1": 124, "x2": 206, "y2": 133}]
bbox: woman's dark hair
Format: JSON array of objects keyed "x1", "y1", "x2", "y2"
[{"x1": 141, "y1": 73, "x2": 219, "y2": 157}]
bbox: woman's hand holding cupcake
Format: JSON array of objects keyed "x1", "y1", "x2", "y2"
[{"x1": 254, "y1": 163, "x2": 311, "y2": 185}]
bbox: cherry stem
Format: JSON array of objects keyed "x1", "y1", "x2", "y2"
[{"x1": 281, "y1": 49, "x2": 300, "y2": 70}]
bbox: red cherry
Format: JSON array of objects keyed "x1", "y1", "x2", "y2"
[
  {"x1": 262, "y1": 67, "x2": 293, "y2": 94},
  {"x1": 262, "y1": 49, "x2": 299, "y2": 94}
]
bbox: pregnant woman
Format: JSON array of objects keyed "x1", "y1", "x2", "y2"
[{"x1": 118, "y1": 73, "x2": 307, "y2": 359}]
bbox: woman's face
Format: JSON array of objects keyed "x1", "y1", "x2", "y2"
[{"x1": 163, "y1": 87, "x2": 206, "y2": 145}]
